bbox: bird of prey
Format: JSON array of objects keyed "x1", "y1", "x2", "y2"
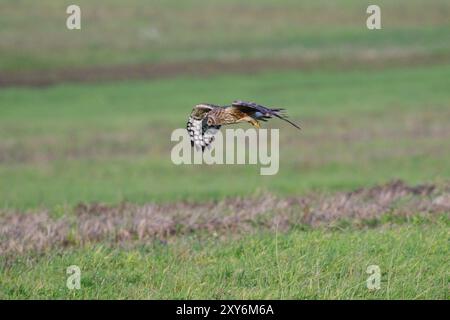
[{"x1": 186, "y1": 100, "x2": 300, "y2": 151}]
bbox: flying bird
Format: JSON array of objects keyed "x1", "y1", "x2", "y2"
[{"x1": 186, "y1": 100, "x2": 300, "y2": 151}]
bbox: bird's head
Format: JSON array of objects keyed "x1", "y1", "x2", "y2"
[{"x1": 206, "y1": 116, "x2": 215, "y2": 126}]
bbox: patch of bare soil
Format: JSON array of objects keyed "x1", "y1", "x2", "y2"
[
  {"x1": 1, "y1": 51, "x2": 448, "y2": 88},
  {"x1": 0, "y1": 180, "x2": 449, "y2": 255}
]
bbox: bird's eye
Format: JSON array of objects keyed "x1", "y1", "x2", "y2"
[{"x1": 207, "y1": 118, "x2": 212, "y2": 125}]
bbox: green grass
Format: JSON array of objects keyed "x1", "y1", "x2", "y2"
[
  {"x1": 1, "y1": 222, "x2": 448, "y2": 299},
  {"x1": 1, "y1": 64, "x2": 449, "y2": 209},
  {"x1": 1, "y1": 0, "x2": 449, "y2": 72},
  {"x1": 1, "y1": 0, "x2": 449, "y2": 300}
]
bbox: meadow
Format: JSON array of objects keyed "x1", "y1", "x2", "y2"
[
  {"x1": 2, "y1": 223, "x2": 448, "y2": 299},
  {"x1": 1, "y1": 65, "x2": 449, "y2": 209},
  {"x1": 1, "y1": 0, "x2": 449, "y2": 72},
  {"x1": 0, "y1": 0, "x2": 449, "y2": 299}
]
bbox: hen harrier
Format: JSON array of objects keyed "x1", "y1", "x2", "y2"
[{"x1": 186, "y1": 100, "x2": 300, "y2": 150}]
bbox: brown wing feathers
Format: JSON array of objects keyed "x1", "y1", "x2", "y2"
[
  {"x1": 186, "y1": 101, "x2": 300, "y2": 151},
  {"x1": 230, "y1": 100, "x2": 301, "y2": 130},
  {"x1": 187, "y1": 104, "x2": 221, "y2": 151}
]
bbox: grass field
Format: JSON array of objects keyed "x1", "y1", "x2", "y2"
[
  {"x1": 1, "y1": 0, "x2": 449, "y2": 72},
  {"x1": 1, "y1": 65, "x2": 449, "y2": 209},
  {"x1": 0, "y1": 0, "x2": 449, "y2": 300},
  {"x1": 2, "y1": 223, "x2": 448, "y2": 299}
]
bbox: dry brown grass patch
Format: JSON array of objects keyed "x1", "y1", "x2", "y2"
[{"x1": 0, "y1": 180, "x2": 448, "y2": 255}]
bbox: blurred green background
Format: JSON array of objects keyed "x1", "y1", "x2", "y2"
[
  {"x1": 0, "y1": 0, "x2": 449, "y2": 209},
  {"x1": 1, "y1": 0, "x2": 449, "y2": 71}
]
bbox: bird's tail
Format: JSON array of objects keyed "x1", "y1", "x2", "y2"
[
  {"x1": 270, "y1": 109, "x2": 301, "y2": 130},
  {"x1": 233, "y1": 100, "x2": 301, "y2": 130}
]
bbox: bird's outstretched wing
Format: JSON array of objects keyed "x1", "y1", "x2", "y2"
[
  {"x1": 230, "y1": 100, "x2": 301, "y2": 129},
  {"x1": 186, "y1": 104, "x2": 221, "y2": 151}
]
